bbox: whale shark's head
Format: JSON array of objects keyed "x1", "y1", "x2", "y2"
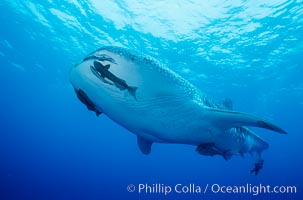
[
  {"x1": 70, "y1": 46, "x2": 159, "y2": 85},
  {"x1": 69, "y1": 46, "x2": 147, "y2": 115},
  {"x1": 70, "y1": 46, "x2": 199, "y2": 110}
]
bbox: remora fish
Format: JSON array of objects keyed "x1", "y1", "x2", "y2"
[
  {"x1": 74, "y1": 88, "x2": 102, "y2": 116},
  {"x1": 70, "y1": 46, "x2": 287, "y2": 174},
  {"x1": 91, "y1": 61, "x2": 138, "y2": 100}
]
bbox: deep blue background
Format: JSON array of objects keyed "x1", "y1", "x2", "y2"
[{"x1": 0, "y1": 0, "x2": 302, "y2": 199}]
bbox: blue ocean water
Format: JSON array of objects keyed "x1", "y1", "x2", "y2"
[{"x1": 0, "y1": 0, "x2": 302, "y2": 199}]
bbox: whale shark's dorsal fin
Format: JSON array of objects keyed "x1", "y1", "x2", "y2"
[
  {"x1": 137, "y1": 136, "x2": 153, "y2": 155},
  {"x1": 206, "y1": 108, "x2": 287, "y2": 134}
]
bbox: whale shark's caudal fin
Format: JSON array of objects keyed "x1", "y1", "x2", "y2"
[
  {"x1": 206, "y1": 108, "x2": 287, "y2": 134},
  {"x1": 137, "y1": 136, "x2": 153, "y2": 155}
]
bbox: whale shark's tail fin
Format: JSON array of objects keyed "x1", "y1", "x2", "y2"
[{"x1": 206, "y1": 108, "x2": 287, "y2": 134}]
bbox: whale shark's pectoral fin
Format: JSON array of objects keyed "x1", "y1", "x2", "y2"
[
  {"x1": 137, "y1": 136, "x2": 153, "y2": 155},
  {"x1": 206, "y1": 108, "x2": 287, "y2": 134}
]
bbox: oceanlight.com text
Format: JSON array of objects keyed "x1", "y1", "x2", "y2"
[{"x1": 210, "y1": 183, "x2": 297, "y2": 196}]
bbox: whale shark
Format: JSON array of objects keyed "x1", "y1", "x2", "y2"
[{"x1": 69, "y1": 46, "x2": 287, "y2": 174}]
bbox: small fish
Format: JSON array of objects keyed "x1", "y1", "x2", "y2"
[
  {"x1": 90, "y1": 65, "x2": 113, "y2": 85},
  {"x1": 92, "y1": 61, "x2": 138, "y2": 100},
  {"x1": 75, "y1": 88, "x2": 102, "y2": 116},
  {"x1": 196, "y1": 143, "x2": 232, "y2": 160},
  {"x1": 250, "y1": 159, "x2": 264, "y2": 175}
]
